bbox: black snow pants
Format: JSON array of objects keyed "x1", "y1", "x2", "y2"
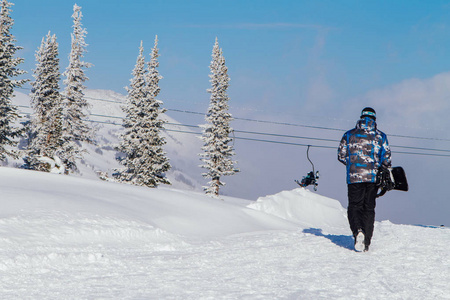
[{"x1": 347, "y1": 182, "x2": 377, "y2": 246}]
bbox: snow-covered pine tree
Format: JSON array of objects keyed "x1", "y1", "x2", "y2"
[
  {"x1": 115, "y1": 37, "x2": 171, "y2": 187},
  {"x1": 200, "y1": 37, "x2": 237, "y2": 197},
  {"x1": 144, "y1": 35, "x2": 171, "y2": 186},
  {"x1": 114, "y1": 41, "x2": 147, "y2": 184},
  {"x1": 61, "y1": 4, "x2": 93, "y2": 173},
  {"x1": 24, "y1": 32, "x2": 64, "y2": 172},
  {"x1": 0, "y1": 0, "x2": 27, "y2": 162}
]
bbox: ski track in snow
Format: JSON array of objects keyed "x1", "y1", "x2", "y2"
[{"x1": 0, "y1": 168, "x2": 449, "y2": 299}]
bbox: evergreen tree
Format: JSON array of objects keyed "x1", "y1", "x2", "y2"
[
  {"x1": 115, "y1": 37, "x2": 171, "y2": 187},
  {"x1": 24, "y1": 32, "x2": 64, "y2": 172},
  {"x1": 144, "y1": 35, "x2": 171, "y2": 186},
  {"x1": 115, "y1": 41, "x2": 147, "y2": 184},
  {"x1": 61, "y1": 4, "x2": 93, "y2": 173},
  {"x1": 0, "y1": 0, "x2": 26, "y2": 162},
  {"x1": 200, "y1": 38, "x2": 237, "y2": 196}
]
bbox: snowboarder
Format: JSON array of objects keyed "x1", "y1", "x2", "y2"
[{"x1": 337, "y1": 107, "x2": 391, "y2": 252}]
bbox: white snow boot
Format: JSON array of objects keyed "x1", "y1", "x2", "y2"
[{"x1": 354, "y1": 229, "x2": 365, "y2": 252}]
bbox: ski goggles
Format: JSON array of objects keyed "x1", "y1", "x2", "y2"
[{"x1": 361, "y1": 111, "x2": 376, "y2": 118}]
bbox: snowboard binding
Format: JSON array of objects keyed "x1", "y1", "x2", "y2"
[{"x1": 295, "y1": 145, "x2": 319, "y2": 191}]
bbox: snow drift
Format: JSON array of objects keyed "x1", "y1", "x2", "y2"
[
  {"x1": 0, "y1": 167, "x2": 295, "y2": 241},
  {"x1": 249, "y1": 188, "x2": 349, "y2": 234}
]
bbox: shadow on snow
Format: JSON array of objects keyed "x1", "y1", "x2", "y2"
[{"x1": 303, "y1": 228, "x2": 354, "y2": 251}]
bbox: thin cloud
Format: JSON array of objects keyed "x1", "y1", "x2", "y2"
[
  {"x1": 361, "y1": 72, "x2": 450, "y2": 132},
  {"x1": 184, "y1": 23, "x2": 334, "y2": 31}
]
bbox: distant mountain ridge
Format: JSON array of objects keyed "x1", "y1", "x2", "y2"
[{"x1": 11, "y1": 89, "x2": 204, "y2": 191}]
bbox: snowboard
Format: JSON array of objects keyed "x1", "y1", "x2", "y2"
[
  {"x1": 377, "y1": 166, "x2": 408, "y2": 197},
  {"x1": 391, "y1": 166, "x2": 408, "y2": 192}
]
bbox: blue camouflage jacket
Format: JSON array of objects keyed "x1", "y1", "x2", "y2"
[{"x1": 338, "y1": 117, "x2": 391, "y2": 184}]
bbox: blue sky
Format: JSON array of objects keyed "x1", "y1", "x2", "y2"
[
  {"x1": 13, "y1": 0, "x2": 450, "y2": 115},
  {"x1": 9, "y1": 0, "x2": 450, "y2": 225}
]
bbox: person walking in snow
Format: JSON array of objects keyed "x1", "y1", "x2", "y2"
[{"x1": 337, "y1": 107, "x2": 391, "y2": 252}]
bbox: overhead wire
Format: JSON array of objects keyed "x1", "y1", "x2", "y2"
[
  {"x1": 14, "y1": 87, "x2": 450, "y2": 157},
  {"x1": 164, "y1": 122, "x2": 450, "y2": 154},
  {"x1": 22, "y1": 113, "x2": 450, "y2": 157},
  {"x1": 15, "y1": 86, "x2": 450, "y2": 142},
  {"x1": 162, "y1": 127, "x2": 450, "y2": 157}
]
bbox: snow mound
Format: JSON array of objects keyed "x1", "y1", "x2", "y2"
[
  {"x1": 0, "y1": 167, "x2": 295, "y2": 243},
  {"x1": 248, "y1": 188, "x2": 349, "y2": 234}
]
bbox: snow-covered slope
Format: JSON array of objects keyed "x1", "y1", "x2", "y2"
[
  {"x1": 0, "y1": 167, "x2": 293, "y2": 239},
  {"x1": 12, "y1": 89, "x2": 204, "y2": 191},
  {"x1": 0, "y1": 167, "x2": 449, "y2": 299}
]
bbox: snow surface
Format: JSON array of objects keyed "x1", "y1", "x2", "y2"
[{"x1": 1, "y1": 167, "x2": 449, "y2": 299}]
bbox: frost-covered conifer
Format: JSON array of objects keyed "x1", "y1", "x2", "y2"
[
  {"x1": 61, "y1": 4, "x2": 93, "y2": 173},
  {"x1": 200, "y1": 38, "x2": 237, "y2": 196},
  {"x1": 115, "y1": 42, "x2": 146, "y2": 184},
  {"x1": 0, "y1": 0, "x2": 26, "y2": 162},
  {"x1": 115, "y1": 37, "x2": 171, "y2": 187},
  {"x1": 144, "y1": 35, "x2": 171, "y2": 186},
  {"x1": 24, "y1": 32, "x2": 64, "y2": 172}
]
